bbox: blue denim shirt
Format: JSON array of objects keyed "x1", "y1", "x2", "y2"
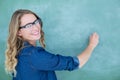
[{"x1": 13, "y1": 42, "x2": 79, "y2": 80}]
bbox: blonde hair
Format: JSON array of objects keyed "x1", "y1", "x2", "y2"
[{"x1": 5, "y1": 9, "x2": 45, "y2": 76}]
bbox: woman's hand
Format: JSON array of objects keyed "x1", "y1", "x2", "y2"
[
  {"x1": 89, "y1": 32, "x2": 99, "y2": 49},
  {"x1": 77, "y1": 32, "x2": 99, "y2": 68}
]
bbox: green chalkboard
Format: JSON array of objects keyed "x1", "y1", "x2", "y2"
[{"x1": 0, "y1": 0, "x2": 120, "y2": 80}]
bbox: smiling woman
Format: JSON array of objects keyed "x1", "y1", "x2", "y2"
[
  {"x1": 18, "y1": 14, "x2": 42, "y2": 45},
  {"x1": 5, "y1": 9, "x2": 99, "y2": 80}
]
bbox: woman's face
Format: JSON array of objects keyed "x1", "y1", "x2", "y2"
[{"x1": 18, "y1": 14, "x2": 41, "y2": 44}]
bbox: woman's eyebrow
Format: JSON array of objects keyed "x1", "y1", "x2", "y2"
[{"x1": 21, "y1": 19, "x2": 37, "y2": 27}]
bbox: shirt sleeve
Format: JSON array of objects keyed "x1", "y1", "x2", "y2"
[
  {"x1": 73, "y1": 57, "x2": 80, "y2": 69},
  {"x1": 28, "y1": 47, "x2": 79, "y2": 71}
]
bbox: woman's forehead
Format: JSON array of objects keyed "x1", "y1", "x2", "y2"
[{"x1": 20, "y1": 14, "x2": 37, "y2": 26}]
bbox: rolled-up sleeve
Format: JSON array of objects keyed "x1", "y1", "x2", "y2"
[
  {"x1": 73, "y1": 57, "x2": 80, "y2": 69},
  {"x1": 29, "y1": 47, "x2": 79, "y2": 71}
]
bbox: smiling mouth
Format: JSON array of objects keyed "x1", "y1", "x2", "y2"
[{"x1": 31, "y1": 31, "x2": 40, "y2": 35}]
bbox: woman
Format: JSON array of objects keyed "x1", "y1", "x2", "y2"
[{"x1": 5, "y1": 9, "x2": 99, "y2": 80}]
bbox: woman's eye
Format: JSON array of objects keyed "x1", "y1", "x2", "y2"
[
  {"x1": 34, "y1": 20, "x2": 39, "y2": 24},
  {"x1": 26, "y1": 24, "x2": 32, "y2": 28}
]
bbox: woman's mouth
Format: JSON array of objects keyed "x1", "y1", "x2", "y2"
[{"x1": 31, "y1": 31, "x2": 40, "y2": 36}]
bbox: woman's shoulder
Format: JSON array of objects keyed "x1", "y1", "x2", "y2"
[{"x1": 18, "y1": 42, "x2": 44, "y2": 56}]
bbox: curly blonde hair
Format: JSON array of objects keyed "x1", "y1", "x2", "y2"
[{"x1": 5, "y1": 9, "x2": 45, "y2": 76}]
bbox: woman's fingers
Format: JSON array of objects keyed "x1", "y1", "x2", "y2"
[{"x1": 89, "y1": 32, "x2": 99, "y2": 48}]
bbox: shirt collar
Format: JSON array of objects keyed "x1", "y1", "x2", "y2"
[{"x1": 23, "y1": 41, "x2": 32, "y2": 46}]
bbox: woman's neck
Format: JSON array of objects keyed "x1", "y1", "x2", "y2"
[{"x1": 28, "y1": 40, "x2": 36, "y2": 46}]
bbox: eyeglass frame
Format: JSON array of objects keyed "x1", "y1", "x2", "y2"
[{"x1": 19, "y1": 18, "x2": 42, "y2": 29}]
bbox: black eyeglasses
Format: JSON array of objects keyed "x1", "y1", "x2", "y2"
[{"x1": 19, "y1": 19, "x2": 41, "y2": 29}]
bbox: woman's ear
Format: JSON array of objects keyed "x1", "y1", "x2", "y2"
[{"x1": 18, "y1": 30, "x2": 22, "y2": 36}]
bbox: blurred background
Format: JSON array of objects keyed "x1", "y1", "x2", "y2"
[{"x1": 0, "y1": 0, "x2": 120, "y2": 80}]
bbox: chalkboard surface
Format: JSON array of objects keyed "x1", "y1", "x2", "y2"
[{"x1": 0, "y1": 0, "x2": 120, "y2": 80}]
